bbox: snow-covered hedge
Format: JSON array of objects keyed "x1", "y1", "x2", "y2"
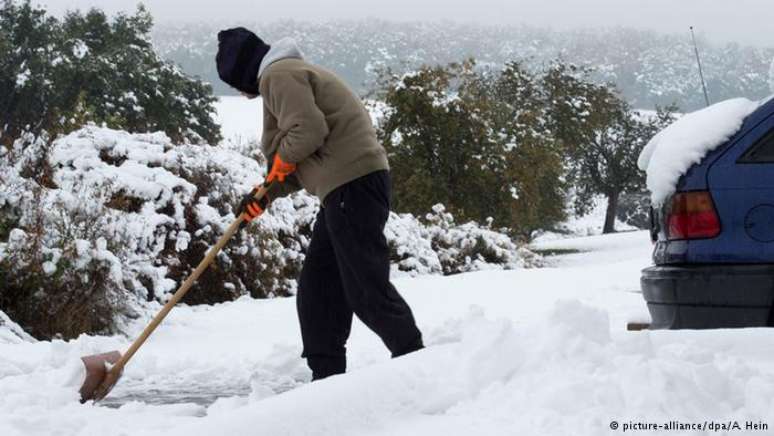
[{"x1": 0, "y1": 126, "x2": 535, "y2": 339}]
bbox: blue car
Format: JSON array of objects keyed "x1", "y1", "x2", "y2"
[{"x1": 643, "y1": 96, "x2": 774, "y2": 329}]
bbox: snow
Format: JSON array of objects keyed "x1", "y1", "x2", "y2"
[
  {"x1": 42, "y1": 261, "x2": 57, "y2": 275},
  {"x1": 637, "y1": 98, "x2": 760, "y2": 206},
  {"x1": 3, "y1": 90, "x2": 771, "y2": 433},
  {"x1": 532, "y1": 196, "x2": 636, "y2": 242},
  {"x1": 0, "y1": 310, "x2": 35, "y2": 344},
  {"x1": 4, "y1": 230, "x2": 774, "y2": 435},
  {"x1": 15, "y1": 69, "x2": 31, "y2": 87},
  {"x1": 213, "y1": 96, "x2": 263, "y2": 145},
  {"x1": 72, "y1": 40, "x2": 89, "y2": 59}
]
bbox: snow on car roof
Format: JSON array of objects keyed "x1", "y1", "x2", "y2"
[{"x1": 638, "y1": 98, "x2": 760, "y2": 206}]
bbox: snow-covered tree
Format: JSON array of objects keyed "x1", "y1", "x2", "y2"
[
  {"x1": 543, "y1": 62, "x2": 676, "y2": 233},
  {"x1": 485, "y1": 62, "x2": 567, "y2": 239},
  {"x1": 376, "y1": 61, "x2": 567, "y2": 238},
  {"x1": 151, "y1": 20, "x2": 774, "y2": 111},
  {"x1": 0, "y1": 0, "x2": 221, "y2": 146}
]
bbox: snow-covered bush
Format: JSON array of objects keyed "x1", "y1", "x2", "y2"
[
  {"x1": 0, "y1": 126, "x2": 534, "y2": 339},
  {"x1": 0, "y1": 127, "x2": 312, "y2": 338},
  {"x1": 0, "y1": 133, "x2": 129, "y2": 339},
  {"x1": 424, "y1": 205, "x2": 537, "y2": 274},
  {"x1": 49, "y1": 127, "x2": 317, "y2": 303},
  {"x1": 0, "y1": 227, "x2": 125, "y2": 340},
  {"x1": 384, "y1": 212, "x2": 443, "y2": 275},
  {"x1": 385, "y1": 204, "x2": 538, "y2": 276}
]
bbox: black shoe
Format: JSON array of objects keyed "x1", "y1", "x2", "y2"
[
  {"x1": 391, "y1": 338, "x2": 424, "y2": 358},
  {"x1": 308, "y1": 355, "x2": 346, "y2": 381}
]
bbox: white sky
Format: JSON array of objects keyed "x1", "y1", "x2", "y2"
[{"x1": 38, "y1": 0, "x2": 773, "y2": 47}]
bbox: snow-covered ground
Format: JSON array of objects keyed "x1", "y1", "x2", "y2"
[
  {"x1": 531, "y1": 196, "x2": 637, "y2": 242},
  {"x1": 1, "y1": 97, "x2": 771, "y2": 435},
  {"x1": 5, "y1": 230, "x2": 774, "y2": 435}
]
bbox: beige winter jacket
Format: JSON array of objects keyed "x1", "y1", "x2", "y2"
[{"x1": 258, "y1": 39, "x2": 388, "y2": 203}]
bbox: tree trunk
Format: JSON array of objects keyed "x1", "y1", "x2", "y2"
[{"x1": 603, "y1": 191, "x2": 619, "y2": 234}]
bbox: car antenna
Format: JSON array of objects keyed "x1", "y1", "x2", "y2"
[{"x1": 690, "y1": 26, "x2": 711, "y2": 107}]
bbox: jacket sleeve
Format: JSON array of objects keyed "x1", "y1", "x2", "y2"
[{"x1": 262, "y1": 71, "x2": 329, "y2": 164}]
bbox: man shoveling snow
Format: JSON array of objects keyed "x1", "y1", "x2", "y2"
[{"x1": 215, "y1": 28, "x2": 424, "y2": 380}]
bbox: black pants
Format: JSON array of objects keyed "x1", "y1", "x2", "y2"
[{"x1": 296, "y1": 170, "x2": 423, "y2": 380}]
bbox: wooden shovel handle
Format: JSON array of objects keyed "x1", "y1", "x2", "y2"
[{"x1": 93, "y1": 182, "x2": 273, "y2": 399}]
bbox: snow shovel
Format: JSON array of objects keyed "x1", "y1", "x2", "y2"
[{"x1": 78, "y1": 182, "x2": 273, "y2": 403}]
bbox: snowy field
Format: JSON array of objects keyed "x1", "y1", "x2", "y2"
[{"x1": 4, "y1": 230, "x2": 774, "y2": 435}]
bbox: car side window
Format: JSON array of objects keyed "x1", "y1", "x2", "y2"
[{"x1": 739, "y1": 128, "x2": 774, "y2": 163}]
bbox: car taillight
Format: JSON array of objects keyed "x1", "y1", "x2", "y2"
[{"x1": 667, "y1": 191, "x2": 721, "y2": 240}]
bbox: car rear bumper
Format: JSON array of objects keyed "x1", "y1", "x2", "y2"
[{"x1": 641, "y1": 264, "x2": 774, "y2": 329}]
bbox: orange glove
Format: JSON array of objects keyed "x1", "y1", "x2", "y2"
[
  {"x1": 266, "y1": 153, "x2": 296, "y2": 183},
  {"x1": 238, "y1": 188, "x2": 270, "y2": 223}
]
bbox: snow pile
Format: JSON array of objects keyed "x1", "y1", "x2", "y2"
[
  {"x1": 0, "y1": 310, "x2": 35, "y2": 344},
  {"x1": 132, "y1": 300, "x2": 774, "y2": 435},
  {"x1": 637, "y1": 98, "x2": 760, "y2": 205},
  {"x1": 5, "y1": 230, "x2": 773, "y2": 435}
]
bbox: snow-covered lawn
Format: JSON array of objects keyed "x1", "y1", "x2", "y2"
[{"x1": 4, "y1": 231, "x2": 774, "y2": 435}]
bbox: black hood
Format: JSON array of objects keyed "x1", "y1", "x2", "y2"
[{"x1": 216, "y1": 27, "x2": 270, "y2": 95}]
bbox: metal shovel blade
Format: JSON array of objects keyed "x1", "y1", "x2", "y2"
[{"x1": 79, "y1": 350, "x2": 122, "y2": 403}]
